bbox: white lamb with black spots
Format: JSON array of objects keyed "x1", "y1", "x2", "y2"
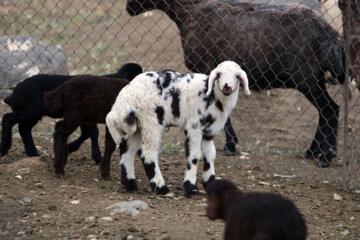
[{"x1": 106, "y1": 61, "x2": 250, "y2": 197}]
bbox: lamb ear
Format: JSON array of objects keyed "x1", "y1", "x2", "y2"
[
  {"x1": 206, "y1": 70, "x2": 219, "y2": 96},
  {"x1": 238, "y1": 70, "x2": 251, "y2": 96}
]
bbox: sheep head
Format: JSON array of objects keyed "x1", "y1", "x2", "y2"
[{"x1": 206, "y1": 61, "x2": 251, "y2": 97}]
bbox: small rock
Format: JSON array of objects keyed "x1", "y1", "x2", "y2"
[
  {"x1": 41, "y1": 214, "x2": 51, "y2": 219},
  {"x1": 333, "y1": 193, "x2": 343, "y2": 201},
  {"x1": 258, "y1": 181, "x2": 270, "y2": 186},
  {"x1": 127, "y1": 235, "x2": 134, "y2": 239},
  {"x1": 350, "y1": 216, "x2": 355, "y2": 221},
  {"x1": 85, "y1": 216, "x2": 95, "y2": 222},
  {"x1": 17, "y1": 231, "x2": 26, "y2": 236},
  {"x1": 355, "y1": 190, "x2": 360, "y2": 194},
  {"x1": 106, "y1": 200, "x2": 148, "y2": 216},
  {"x1": 70, "y1": 200, "x2": 80, "y2": 205},
  {"x1": 34, "y1": 182, "x2": 43, "y2": 188},
  {"x1": 15, "y1": 175, "x2": 22, "y2": 179},
  {"x1": 17, "y1": 168, "x2": 30, "y2": 175},
  {"x1": 340, "y1": 230, "x2": 349, "y2": 236},
  {"x1": 87, "y1": 234, "x2": 97, "y2": 239},
  {"x1": 101, "y1": 216, "x2": 113, "y2": 221},
  {"x1": 23, "y1": 197, "x2": 31, "y2": 204},
  {"x1": 101, "y1": 230, "x2": 110, "y2": 236}
]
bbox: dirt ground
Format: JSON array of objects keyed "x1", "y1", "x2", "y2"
[{"x1": 1, "y1": 0, "x2": 360, "y2": 239}]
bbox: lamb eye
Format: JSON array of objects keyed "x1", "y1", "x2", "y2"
[{"x1": 216, "y1": 72, "x2": 221, "y2": 79}]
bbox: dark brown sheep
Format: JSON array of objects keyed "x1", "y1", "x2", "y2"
[
  {"x1": 206, "y1": 179, "x2": 307, "y2": 240},
  {"x1": 43, "y1": 64, "x2": 142, "y2": 178},
  {"x1": 126, "y1": 0, "x2": 345, "y2": 167}
]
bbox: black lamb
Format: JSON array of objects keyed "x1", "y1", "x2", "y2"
[{"x1": 1, "y1": 63, "x2": 142, "y2": 164}]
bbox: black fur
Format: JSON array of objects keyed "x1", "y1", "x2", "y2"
[
  {"x1": 124, "y1": 111, "x2": 136, "y2": 125},
  {"x1": 155, "y1": 106, "x2": 165, "y2": 125},
  {"x1": 1, "y1": 63, "x2": 142, "y2": 161},
  {"x1": 206, "y1": 180, "x2": 307, "y2": 240}
]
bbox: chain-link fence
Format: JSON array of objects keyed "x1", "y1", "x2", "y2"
[{"x1": 0, "y1": 0, "x2": 359, "y2": 191}]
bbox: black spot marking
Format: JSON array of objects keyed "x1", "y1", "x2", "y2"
[
  {"x1": 198, "y1": 109, "x2": 202, "y2": 115},
  {"x1": 119, "y1": 139, "x2": 128, "y2": 157},
  {"x1": 146, "y1": 73, "x2": 154, "y2": 77},
  {"x1": 202, "y1": 135, "x2": 214, "y2": 141},
  {"x1": 124, "y1": 111, "x2": 136, "y2": 125},
  {"x1": 215, "y1": 100, "x2": 223, "y2": 112},
  {"x1": 184, "y1": 130, "x2": 188, "y2": 137},
  {"x1": 187, "y1": 163, "x2": 191, "y2": 170},
  {"x1": 185, "y1": 136, "x2": 190, "y2": 158},
  {"x1": 203, "y1": 157, "x2": 210, "y2": 171},
  {"x1": 169, "y1": 88, "x2": 181, "y2": 118},
  {"x1": 155, "y1": 78, "x2": 162, "y2": 94},
  {"x1": 121, "y1": 164, "x2": 138, "y2": 191},
  {"x1": 163, "y1": 72, "x2": 172, "y2": 89},
  {"x1": 192, "y1": 159, "x2": 198, "y2": 165},
  {"x1": 137, "y1": 148, "x2": 142, "y2": 157},
  {"x1": 203, "y1": 77, "x2": 215, "y2": 109},
  {"x1": 187, "y1": 79, "x2": 190, "y2": 83},
  {"x1": 155, "y1": 106, "x2": 165, "y2": 125},
  {"x1": 143, "y1": 161, "x2": 156, "y2": 180},
  {"x1": 192, "y1": 122, "x2": 198, "y2": 129},
  {"x1": 200, "y1": 114, "x2": 216, "y2": 128}
]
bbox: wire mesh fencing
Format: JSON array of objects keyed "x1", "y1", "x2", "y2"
[{"x1": 0, "y1": 0, "x2": 359, "y2": 191}]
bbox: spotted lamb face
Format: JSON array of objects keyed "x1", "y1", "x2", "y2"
[
  {"x1": 206, "y1": 61, "x2": 251, "y2": 97},
  {"x1": 126, "y1": 0, "x2": 157, "y2": 16}
]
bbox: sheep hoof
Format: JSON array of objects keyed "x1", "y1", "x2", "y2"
[
  {"x1": 304, "y1": 149, "x2": 320, "y2": 159},
  {"x1": 223, "y1": 143, "x2": 237, "y2": 155},
  {"x1": 54, "y1": 169, "x2": 65, "y2": 179},
  {"x1": 124, "y1": 179, "x2": 138, "y2": 192},
  {"x1": 149, "y1": 183, "x2": 169, "y2": 195},
  {"x1": 183, "y1": 181, "x2": 199, "y2": 198},
  {"x1": 202, "y1": 175, "x2": 215, "y2": 190},
  {"x1": 101, "y1": 172, "x2": 111, "y2": 181},
  {"x1": 318, "y1": 154, "x2": 332, "y2": 168},
  {"x1": 92, "y1": 153, "x2": 102, "y2": 165}
]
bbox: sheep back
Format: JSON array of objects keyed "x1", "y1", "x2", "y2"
[
  {"x1": 44, "y1": 75, "x2": 130, "y2": 124},
  {"x1": 176, "y1": 2, "x2": 344, "y2": 89}
]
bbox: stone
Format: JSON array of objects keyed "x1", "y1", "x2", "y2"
[
  {"x1": 333, "y1": 193, "x2": 343, "y2": 201},
  {"x1": 0, "y1": 36, "x2": 68, "y2": 98},
  {"x1": 106, "y1": 200, "x2": 148, "y2": 216}
]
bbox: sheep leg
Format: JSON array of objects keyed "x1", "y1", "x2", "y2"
[
  {"x1": 67, "y1": 126, "x2": 88, "y2": 153},
  {"x1": 139, "y1": 127, "x2": 169, "y2": 195},
  {"x1": 18, "y1": 119, "x2": 39, "y2": 157},
  {"x1": 201, "y1": 137, "x2": 216, "y2": 190},
  {"x1": 100, "y1": 127, "x2": 116, "y2": 180},
  {"x1": 302, "y1": 85, "x2": 339, "y2": 167},
  {"x1": 53, "y1": 120, "x2": 79, "y2": 177},
  {"x1": 223, "y1": 117, "x2": 238, "y2": 154},
  {"x1": 88, "y1": 125, "x2": 102, "y2": 164},
  {"x1": 120, "y1": 132, "x2": 142, "y2": 191},
  {"x1": 183, "y1": 129, "x2": 202, "y2": 197},
  {"x1": 0, "y1": 113, "x2": 18, "y2": 157}
]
